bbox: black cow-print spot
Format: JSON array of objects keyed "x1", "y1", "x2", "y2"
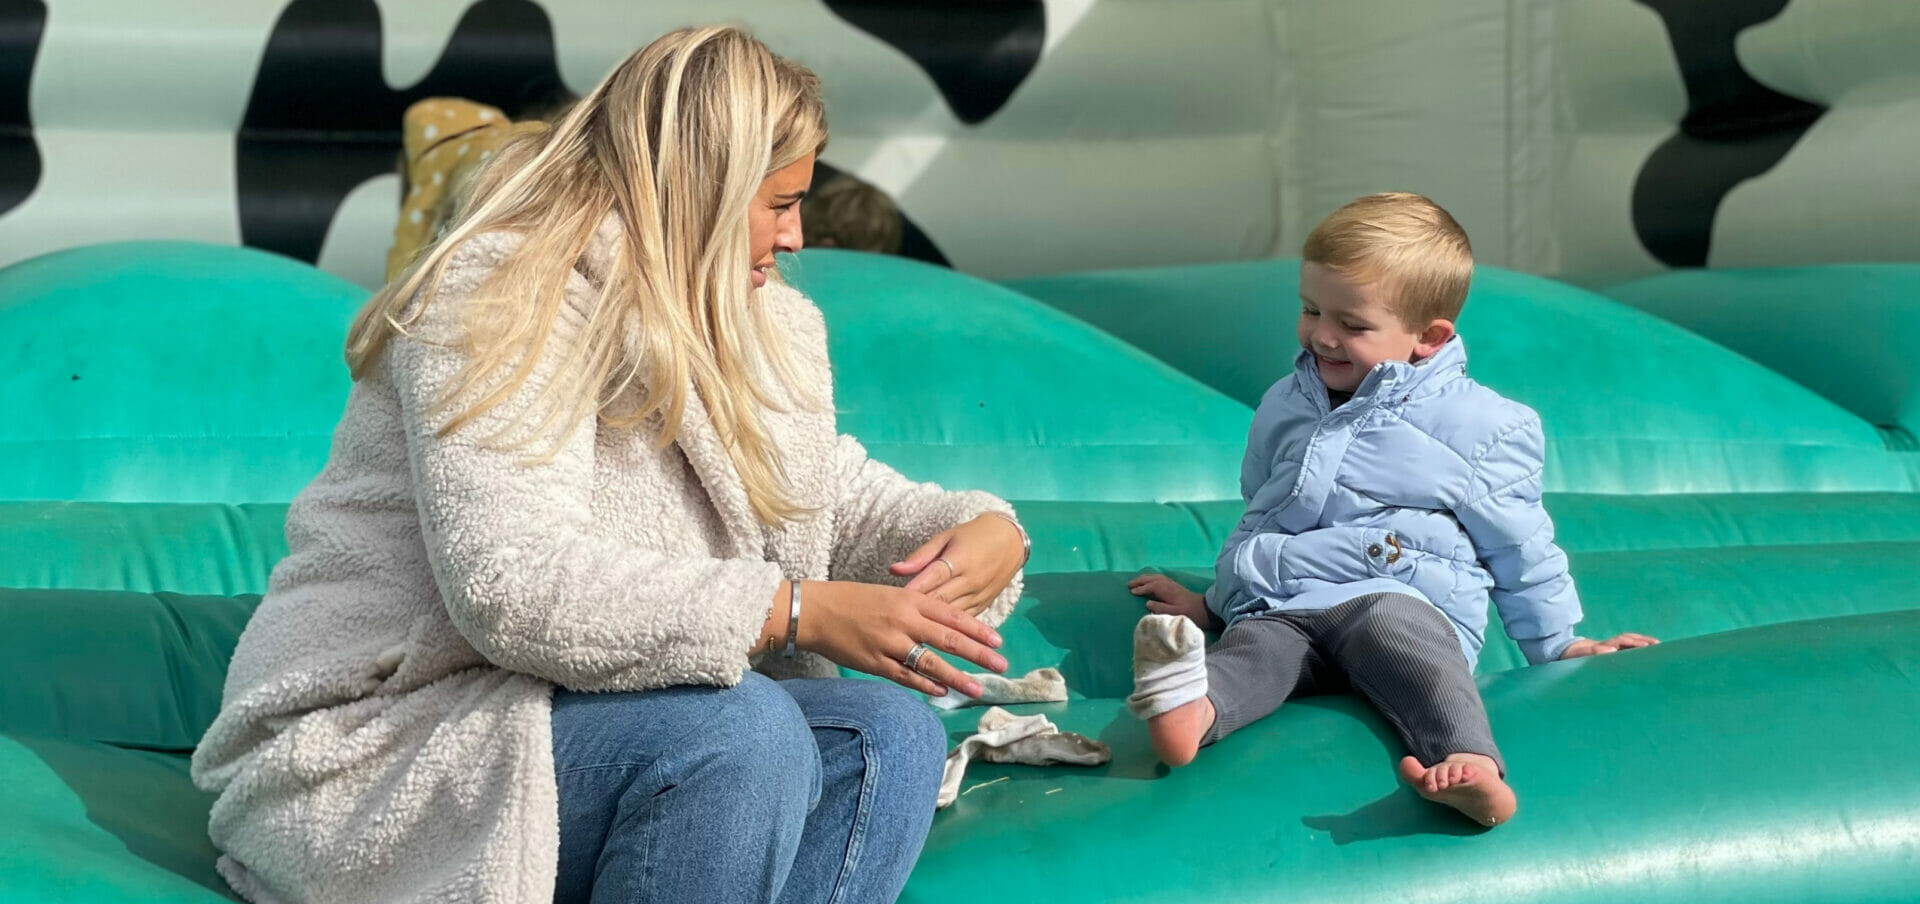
[
  {"x1": 810, "y1": 160, "x2": 951, "y2": 268},
  {"x1": 824, "y1": 0, "x2": 1044, "y2": 125},
  {"x1": 1632, "y1": 0, "x2": 1827, "y2": 268},
  {"x1": 237, "y1": 0, "x2": 567, "y2": 264},
  {"x1": 0, "y1": 0, "x2": 46, "y2": 218}
]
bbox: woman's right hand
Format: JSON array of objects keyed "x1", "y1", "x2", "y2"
[{"x1": 797, "y1": 581, "x2": 1008, "y2": 698}]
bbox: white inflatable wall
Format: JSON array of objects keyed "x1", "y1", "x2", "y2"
[{"x1": 0, "y1": 0, "x2": 1912, "y2": 287}]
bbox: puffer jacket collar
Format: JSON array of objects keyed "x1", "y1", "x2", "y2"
[{"x1": 1291, "y1": 335, "x2": 1472, "y2": 412}]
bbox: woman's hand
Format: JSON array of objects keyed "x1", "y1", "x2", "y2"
[
  {"x1": 889, "y1": 514, "x2": 1026, "y2": 617},
  {"x1": 797, "y1": 580, "x2": 1008, "y2": 697}
]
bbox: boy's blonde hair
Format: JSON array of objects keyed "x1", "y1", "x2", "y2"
[
  {"x1": 1302, "y1": 192, "x2": 1473, "y2": 327},
  {"x1": 348, "y1": 26, "x2": 828, "y2": 525}
]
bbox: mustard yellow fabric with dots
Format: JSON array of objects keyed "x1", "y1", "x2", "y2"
[{"x1": 386, "y1": 98, "x2": 544, "y2": 281}]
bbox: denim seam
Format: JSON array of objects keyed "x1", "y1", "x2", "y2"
[
  {"x1": 553, "y1": 677, "x2": 787, "y2": 901},
  {"x1": 806, "y1": 716, "x2": 876, "y2": 904},
  {"x1": 554, "y1": 761, "x2": 649, "y2": 778}
]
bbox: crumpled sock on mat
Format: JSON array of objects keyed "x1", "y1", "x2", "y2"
[
  {"x1": 929, "y1": 667, "x2": 1069, "y2": 710},
  {"x1": 1125, "y1": 613, "x2": 1207, "y2": 719},
  {"x1": 937, "y1": 706, "x2": 1111, "y2": 809}
]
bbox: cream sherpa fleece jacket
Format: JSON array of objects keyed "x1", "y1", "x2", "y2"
[{"x1": 190, "y1": 221, "x2": 1022, "y2": 903}]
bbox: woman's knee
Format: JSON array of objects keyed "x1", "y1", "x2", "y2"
[
  {"x1": 825, "y1": 682, "x2": 945, "y2": 833},
  {"x1": 695, "y1": 672, "x2": 819, "y2": 779},
  {"x1": 792, "y1": 679, "x2": 946, "y2": 782},
  {"x1": 867, "y1": 682, "x2": 948, "y2": 767},
  {"x1": 556, "y1": 673, "x2": 817, "y2": 787}
]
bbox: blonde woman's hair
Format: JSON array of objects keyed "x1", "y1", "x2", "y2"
[
  {"x1": 1302, "y1": 192, "x2": 1473, "y2": 326},
  {"x1": 346, "y1": 26, "x2": 828, "y2": 525}
]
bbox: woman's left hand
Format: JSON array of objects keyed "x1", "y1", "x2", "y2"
[{"x1": 889, "y1": 515, "x2": 1026, "y2": 617}]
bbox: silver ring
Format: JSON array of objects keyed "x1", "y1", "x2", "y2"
[
  {"x1": 936, "y1": 557, "x2": 956, "y2": 579},
  {"x1": 903, "y1": 642, "x2": 934, "y2": 673}
]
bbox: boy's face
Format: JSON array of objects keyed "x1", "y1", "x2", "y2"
[{"x1": 1297, "y1": 262, "x2": 1453, "y2": 393}]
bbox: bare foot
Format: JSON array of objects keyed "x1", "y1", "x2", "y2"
[
  {"x1": 1148, "y1": 696, "x2": 1215, "y2": 767},
  {"x1": 1397, "y1": 754, "x2": 1517, "y2": 827}
]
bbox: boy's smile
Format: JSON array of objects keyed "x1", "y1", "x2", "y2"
[{"x1": 1297, "y1": 262, "x2": 1454, "y2": 394}]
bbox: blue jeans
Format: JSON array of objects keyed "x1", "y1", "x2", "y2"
[{"x1": 551, "y1": 673, "x2": 946, "y2": 904}]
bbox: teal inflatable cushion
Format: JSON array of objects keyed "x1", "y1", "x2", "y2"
[
  {"x1": 13, "y1": 491, "x2": 1920, "y2": 598},
  {"x1": 10, "y1": 613, "x2": 1917, "y2": 904},
  {"x1": 1604, "y1": 265, "x2": 1920, "y2": 437},
  {"x1": 1009, "y1": 260, "x2": 1909, "y2": 493},
  {"x1": 0, "y1": 590, "x2": 257, "y2": 750},
  {"x1": 0, "y1": 242, "x2": 369, "y2": 503},
  {"x1": 914, "y1": 610, "x2": 1920, "y2": 904},
  {"x1": 1005, "y1": 534, "x2": 1920, "y2": 686},
  {"x1": 14, "y1": 502, "x2": 1920, "y2": 746},
  {"x1": 788, "y1": 249, "x2": 1250, "y2": 501},
  {"x1": 0, "y1": 500, "x2": 1248, "y2": 596},
  {"x1": 0, "y1": 736, "x2": 227, "y2": 903},
  {"x1": 0, "y1": 244, "x2": 1251, "y2": 505},
  {"x1": 0, "y1": 502, "x2": 291, "y2": 596}
]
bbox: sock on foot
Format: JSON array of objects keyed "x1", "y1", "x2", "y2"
[{"x1": 1126, "y1": 614, "x2": 1208, "y2": 719}]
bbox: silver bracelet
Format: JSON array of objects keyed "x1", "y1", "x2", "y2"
[
  {"x1": 782, "y1": 580, "x2": 802, "y2": 659},
  {"x1": 986, "y1": 511, "x2": 1030, "y2": 565}
]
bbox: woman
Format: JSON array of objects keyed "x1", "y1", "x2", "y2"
[{"x1": 191, "y1": 26, "x2": 1028, "y2": 904}]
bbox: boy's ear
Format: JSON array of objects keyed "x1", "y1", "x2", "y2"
[{"x1": 1414, "y1": 319, "x2": 1456, "y2": 358}]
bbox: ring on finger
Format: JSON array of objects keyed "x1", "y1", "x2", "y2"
[
  {"x1": 903, "y1": 642, "x2": 935, "y2": 673},
  {"x1": 936, "y1": 557, "x2": 956, "y2": 580}
]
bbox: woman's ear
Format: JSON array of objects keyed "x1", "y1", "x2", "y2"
[{"x1": 1414, "y1": 319, "x2": 1456, "y2": 359}]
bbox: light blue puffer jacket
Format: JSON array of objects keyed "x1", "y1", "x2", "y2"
[{"x1": 1205, "y1": 337, "x2": 1582, "y2": 668}]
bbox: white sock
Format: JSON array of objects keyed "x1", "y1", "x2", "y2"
[
  {"x1": 1125, "y1": 614, "x2": 1208, "y2": 720},
  {"x1": 937, "y1": 706, "x2": 1111, "y2": 809},
  {"x1": 929, "y1": 666, "x2": 1069, "y2": 710}
]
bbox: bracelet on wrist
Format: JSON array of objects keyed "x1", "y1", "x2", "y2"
[
  {"x1": 985, "y1": 511, "x2": 1030, "y2": 565},
  {"x1": 782, "y1": 580, "x2": 802, "y2": 659}
]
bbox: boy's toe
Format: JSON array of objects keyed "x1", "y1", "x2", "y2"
[{"x1": 1396, "y1": 756, "x2": 1426, "y2": 786}]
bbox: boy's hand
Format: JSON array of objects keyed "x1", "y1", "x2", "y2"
[
  {"x1": 1129, "y1": 573, "x2": 1212, "y2": 629},
  {"x1": 1559, "y1": 632, "x2": 1660, "y2": 659}
]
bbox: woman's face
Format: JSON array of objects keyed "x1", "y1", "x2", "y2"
[{"x1": 748, "y1": 152, "x2": 816, "y2": 288}]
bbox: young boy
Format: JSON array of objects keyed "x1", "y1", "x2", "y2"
[
  {"x1": 1126, "y1": 192, "x2": 1656, "y2": 827},
  {"x1": 802, "y1": 172, "x2": 905, "y2": 255}
]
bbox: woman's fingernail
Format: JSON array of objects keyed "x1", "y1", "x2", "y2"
[{"x1": 988, "y1": 630, "x2": 1003, "y2": 646}]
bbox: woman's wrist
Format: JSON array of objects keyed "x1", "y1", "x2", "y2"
[
  {"x1": 759, "y1": 581, "x2": 792, "y2": 658},
  {"x1": 760, "y1": 580, "x2": 822, "y2": 657},
  {"x1": 787, "y1": 580, "x2": 838, "y2": 655},
  {"x1": 980, "y1": 511, "x2": 1030, "y2": 564}
]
